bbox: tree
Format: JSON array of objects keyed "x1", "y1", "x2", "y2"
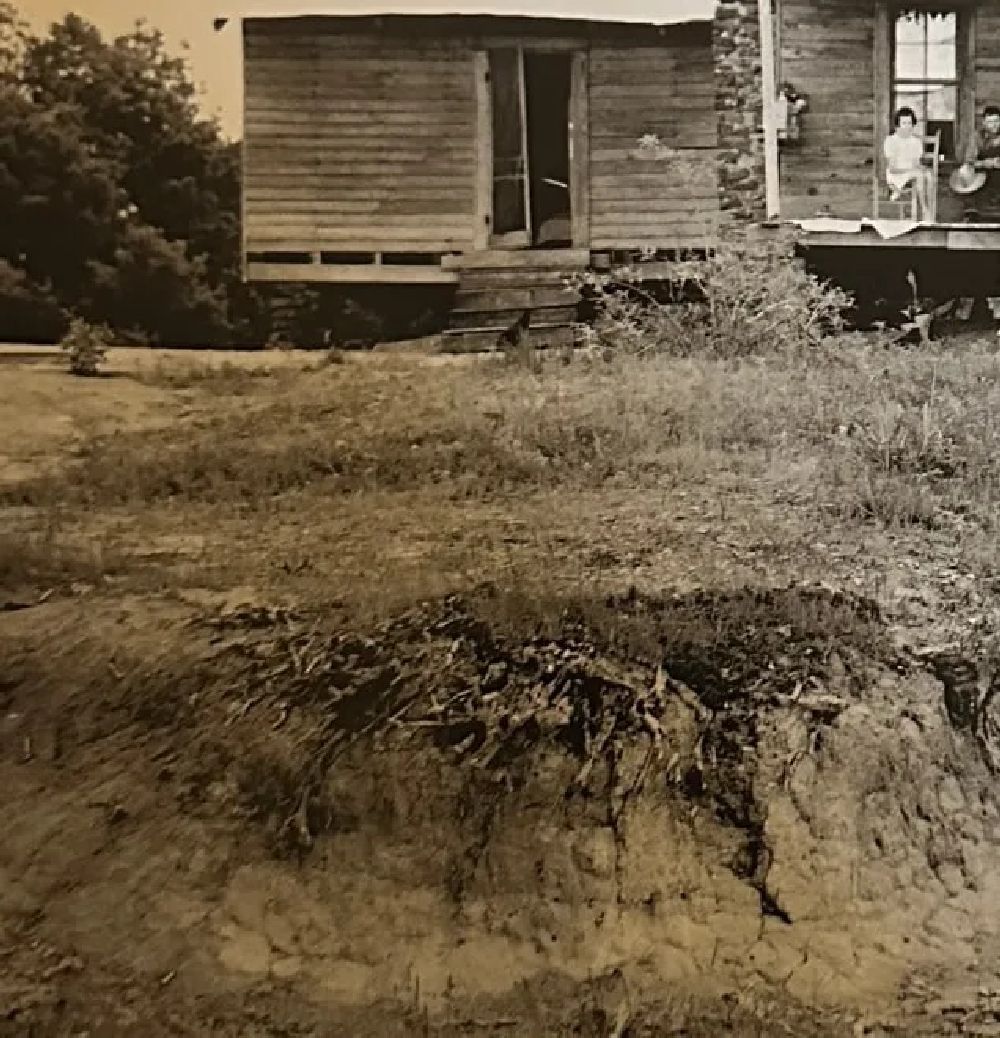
[
  {"x1": 0, "y1": 6, "x2": 254, "y2": 345},
  {"x1": 0, "y1": 84, "x2": 125, "y2": 308},
  {"x1": 20, "y1": 15, "x2": 243, "y2": 292},
  {"x1": 0, "y1": 2, "x2": 27, "y2": 86}
]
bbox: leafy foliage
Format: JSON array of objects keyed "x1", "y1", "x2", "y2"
[
  {"x1": 0, "y1": 2, "x2": 27, "y2": 83},
  {"x1": 574, "y1": 231, "x2": 853, "y2": 361},
  {"x1": 0, "y1": 84, "x2": 123, "y2": 316},
  {"x1": 0, "y1": 6, "x2": 261, "y2": 345},
  {"x1": 84, "y1": 223, "x2": 230, "y2": 343},
  {"x1": 0, "y1": 259, "x2": 67, "y2": 341},
  {"x1": 60, "y1": 316, "x2": 111, "y2": 376}
]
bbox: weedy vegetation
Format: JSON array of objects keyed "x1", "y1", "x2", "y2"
[
  {"x1": 7, "y1": 225, "x2": 1000, "y2": 1038},
  {"x1": 573, "y1": 231, "x2": 852, "y2": 361},
  {"x1": 7, "y1": 230, "x2": 1000, "y2": 601}
]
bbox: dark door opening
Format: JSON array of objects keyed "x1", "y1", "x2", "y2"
[
  {"x1": 524, "y1": 51, "x2": 572, "y2": 248},
  {"x1": 488, "y1": 48, "x2": 573, "y2": 249}
]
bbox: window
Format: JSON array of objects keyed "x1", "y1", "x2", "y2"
[{"x1": 893, "y1": 9, "x2": 958, "y2": 155}]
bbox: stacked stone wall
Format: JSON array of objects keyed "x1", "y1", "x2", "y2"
[{"x1": 714, "y1": 1, "x2": 766, "y2": 223}]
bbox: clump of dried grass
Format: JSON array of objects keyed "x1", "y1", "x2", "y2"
[
  {"x1": 0, "y1": 521, "x2": 125, "y2": 593},
  {"x1": 134, "y1": 357, "x2": 291, "y2": 394}
]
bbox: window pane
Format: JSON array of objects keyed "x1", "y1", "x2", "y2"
[
  {"x1": 893, "y1": 86, "x2": 958, "y2": 123},
  {"x1": 893, "y1": 85, "x2": 956, "y2": 155},
  {"x1": 895, "y1": 12, "x2": 926, "y2": 79},
  {"x1": 895, "y1": 42, "x2": 925, "y2": 80},
  {"x1": 927, "y1": 13, "x2": 956, "y2": 79},
  {"x1": 894, "y1": 10, "x2": 924, "y2": 46},
  {"x1": 927, "y1": 82, "x2": 957, "y2": 123},
  {"x1": 893, "y1": 11, "x2": 956, "y2": 81}
]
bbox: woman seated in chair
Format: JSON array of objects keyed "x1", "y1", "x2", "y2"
[{"x1": 883, "y1": 106, "x2": 931, "y2": 220}]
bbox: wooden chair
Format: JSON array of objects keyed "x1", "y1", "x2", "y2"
[{"x1": 873, "y1": 130, "x2": 941, "y2": 222}]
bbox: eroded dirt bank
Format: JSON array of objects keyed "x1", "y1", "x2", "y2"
[{"x1": 4, "y1": 584, "x2": 1000, "y2": 1036}]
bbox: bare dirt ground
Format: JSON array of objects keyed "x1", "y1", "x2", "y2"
[{"x1": 4, "y1": 343, "x2": 1000, "y2": 1036}]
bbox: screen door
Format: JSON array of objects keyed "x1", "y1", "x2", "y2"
[{"x1": 489, "y1": 48, "x2": 531, "y2": 247}]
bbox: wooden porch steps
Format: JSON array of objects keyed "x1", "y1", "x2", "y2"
[{"x1": 441, "y1": 251, "x2": 587, "y2": 353}]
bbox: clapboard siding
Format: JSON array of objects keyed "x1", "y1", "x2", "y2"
[
  {"x1": 778, "y1": 0, "x2": 874, "y2": 219},
  {"x1": 588, "y1": 43, "x2": 718, "y2": 248},
  {"x1": 977, "y1": 6, "x2": 1000, "y2": 115},
  {"x1": 243, "y1": 23, "x2": 477, "y2": 254},
  {"x1": 243, "y1": 18, "x2": 720, "y2": 265}
]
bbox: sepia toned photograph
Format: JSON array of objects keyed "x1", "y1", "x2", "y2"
[{"x1": 4, "y1": 0, "x2": 1000, "y2": 1034}]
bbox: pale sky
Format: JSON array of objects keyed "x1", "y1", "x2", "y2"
[{"x1": 19, "y1": 0, "x2": 712, "y2": 141}]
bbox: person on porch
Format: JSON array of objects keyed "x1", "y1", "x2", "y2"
[
  {"x1": 883, "y1": 106, "x2": 932, "y2": 220},
  {"x1": 951, "y1": 105, "x2": 1000, "y2": 217},
  {"x1": 968, "y1": 104, "x2": 1000, "y2": 168}
]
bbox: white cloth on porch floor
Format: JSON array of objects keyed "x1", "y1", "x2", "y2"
[
  {"x1": 793, "y1": 218, "x2": 863, "y2": 234},
  {"x1": 867, "y1": 218, "x2": 922, "y2": 239},
  {"x1": 793, "y1": 217, "x2": 922, "y2": 239}
]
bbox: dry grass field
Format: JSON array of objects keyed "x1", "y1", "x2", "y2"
[{"x1": 4, "y1": 339, "x2": 1000, "y2": 1035}]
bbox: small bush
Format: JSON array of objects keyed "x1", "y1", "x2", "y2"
[
  {"x1": 83, "y1": 223, "x2": 233, "y2": 346},
  {"x1": 850, "y1": 470, "x2": 941, "y2": 528},
  {"x1": 847, "y1": 398, "x2": 963, "y2": 479},
  {"x1": 319, "y1": 346, "x2": 346, "y2": 367},
  {"x1": 60, "y1": 317, "x2": 112, "y2": 377},
  {"x1": 575, "y1": 230, "x2": 853, "y2": 361},
  {"x1": 266, "y1": 331, "x2": 295, "y2": 352}
]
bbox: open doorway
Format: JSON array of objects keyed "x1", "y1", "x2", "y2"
[{"x1": 488, "y1": 48, "x2": 573, "y2": 249}]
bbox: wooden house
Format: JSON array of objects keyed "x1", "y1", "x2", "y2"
[
  {"x1": 221, "y1": 1, "x2": 1000, "y2": 336},
  {"x1": 221, "y1": 1, "x2": 719, "y2": 343}
]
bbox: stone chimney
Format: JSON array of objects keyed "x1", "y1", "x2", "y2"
[{"x1": 714, "y1": 1, "x2": 767, "y2": 223}]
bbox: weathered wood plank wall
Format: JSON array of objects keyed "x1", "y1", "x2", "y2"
[
  {"x1": 243, "y1": 22, "x2": 478, "y2": 255},
  {"x1": 243, "y1": 18, "x2": 719, "y2": 261},
  {"x1": 778, "y1": 0, "x2": 874, "y2": 219},
  {"x1": 588, "y1": 42, "x2": 719, "y2": 249},
  {"x1": 977, "y1": 5, "x2": 1000, "y2": 114}
]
